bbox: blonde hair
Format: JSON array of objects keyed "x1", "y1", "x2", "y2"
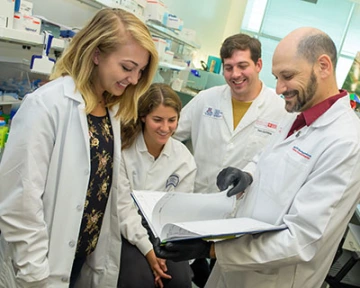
[
  {"x1": 50, "y1": 8, "x2": 158, "y2": 123},
  {"x1": 121, "y1": 83, "x2": 182, "y2": 149}
]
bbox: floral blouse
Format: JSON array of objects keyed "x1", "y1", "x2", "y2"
[{"x1": 75, "y1": 111, "x2": 114, "y2": 257}]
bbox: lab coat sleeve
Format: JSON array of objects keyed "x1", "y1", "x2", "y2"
[
  {"x1": 215, "y1": 136, "x2": 360, "y2": 272},
  {"x1": 0, "y1": 94, "x2": 53, "y2": 282},
  {"x1": 118, "y1": 157, "x2": 153, "y2": 256},
  {"x1": 173, "y1": 93, "x2": 200, "y2": 142},
  {"x1": 242, "y1": 150, "x2": 260, "y2": 178}
]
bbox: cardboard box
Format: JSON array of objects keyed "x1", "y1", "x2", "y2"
[
  {"x1": 163, "y1": 50, "x2": 174, "y2": 63},
  {"x1": 164, "y1": 13, "x2": 181, "y2": 30},
  {"x1": 180, "y1": 28, "x2": 197, "y2": 43},
  {"x1": 152, "y1": 36, "x2": 166, "y2": 61},
  {"x1": 145, "y1": 0, "x2": 165, "y2": 23},
  {"x1": 0, "y1": 0, "x2": 15, "y2": 28},
  {"x1": 19, "y1": 0, "x2": 33, "y2": 16},
  {"x1": 13, "y1": 13, "x2": 41, "y2": 34},
  {"x1": 135, "y1": 0, "x2": 147, "y2": 7}
]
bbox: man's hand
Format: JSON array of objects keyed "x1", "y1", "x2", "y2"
[
  {"x1": 153, "y1": 238, "x2": 213, "y2": 262},
  {"x1": 217, "y1": 167, "x2": 253, "y2": 197}
]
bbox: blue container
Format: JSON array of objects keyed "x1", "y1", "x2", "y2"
[
  {"x1": 14, "y1": 0, "x2": 21, "y2": 12},
  {"x1": 206, "y1": 56, "x2": 222, "y2": 74}
]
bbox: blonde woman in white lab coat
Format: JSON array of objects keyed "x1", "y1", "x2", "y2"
[
  {"x1": 118, "y1": 83, "x2": 196, "y2": 288},
  {"x1": 0, "y1": 8, "x2": 167, "y2": 288}
]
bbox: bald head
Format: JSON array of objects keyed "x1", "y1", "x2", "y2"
[
  {"x1": 275, "y1": 27, "x2": 337, "y2": 70},
  {"x1": 272, "y1": 27, "x2": 339, "y2": 112}
]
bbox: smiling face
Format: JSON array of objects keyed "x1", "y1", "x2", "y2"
[
  {"x1": 272, "y1": 39, "x2": 320, "y2": 113},
  {"x1": 282, "y1": 69, "x2": 318, "y2": 113},
  {"x1": 223, "y1": 49, "x2": 262, "y2": 101},
  {"x1": 92, "y1": 37, "x2": 150, "y2": 98},
  {"x1": 142, "y1": 104, "x2": 178, "y2": 153}
]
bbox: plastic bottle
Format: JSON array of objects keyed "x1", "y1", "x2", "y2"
[
  {"x1": 177, "y1": 61, "x2": 191, "y2": 90},
  {"x1": 0, "y1": 120, "x2": 9, "y2": 149}
]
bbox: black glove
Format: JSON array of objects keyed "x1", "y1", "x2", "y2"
[
  {"x1": 217, "y1": 167, "x2": 253, "y2": 197},
  {"x1": 138, "y1": 210, "x2": 157, "y2": 244},
  {"x1": 153, "y1": 238, "x2": 212, "y2": 262}
]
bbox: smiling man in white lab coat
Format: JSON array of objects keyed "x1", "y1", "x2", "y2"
[
  {"x1": 155, "y1": 27, "x2": 360, "y2": 288},
  {"x1": 173, "y1": 33, "x2": 287, "y2": 195}
]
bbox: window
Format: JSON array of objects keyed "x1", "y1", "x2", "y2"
[{"x1": 241, "y1": 0, "x2": 360, "y2": 89}]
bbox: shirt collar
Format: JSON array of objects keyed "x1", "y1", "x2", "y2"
[
  {"x1": 302, "y1": 89, "x2": 347, "y2": 126},
  {"x1": 137, "y1": 132, "x2": 171, "y2": 158}
]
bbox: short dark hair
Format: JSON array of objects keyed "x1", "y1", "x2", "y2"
[
  {"x1": 220, "y1": 33, "x2": 262, "y2": 64},
  {"x1": 297, "y1": 33, "x2": 337, "y2": 71}
]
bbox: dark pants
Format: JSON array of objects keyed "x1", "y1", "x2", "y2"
[
  {"x1": 69, "y1": 256, "x2": 86, "y2": 288},
  {"x1": 190, "y1": 258, "x2": 211, "y2": 288},
  {"x1": 118, "y1": 237, "x2": 193, "y2": 288}
]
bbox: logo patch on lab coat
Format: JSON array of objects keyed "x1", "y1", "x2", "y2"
[
  {"x1": 166, "y1": 174, "x2": 179, "y2": 189},
  {"x1": 255, "y1": 119, "x2": 278, "y2": 129},
  {"x1": 292, "y1": 146, "x2": 312, "y2": 159},
  {"x1": 255, "y1": 119, "x2": 278, "y2": 135},
  {"x1": 203, "y1": 106, "x2": 223, "y2": 119}
]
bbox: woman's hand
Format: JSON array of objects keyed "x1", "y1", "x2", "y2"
[
  {"x1": 145, "y1": 249, "x2": 171, "y2": 288},
  {"x1": 156, "y1": 258, "x2": 168, "y2": 273}
]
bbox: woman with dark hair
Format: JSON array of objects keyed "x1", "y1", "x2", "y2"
[{"x1": 118, "y1": 83, "x2": 196, "y2": 288}]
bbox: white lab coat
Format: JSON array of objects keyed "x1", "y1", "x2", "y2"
[
  {"x1": 0, "y1": 76, "x2": 150, "y2": 288},
  {"x1": 207, "y1": 95, "x2": 360, "y2": 288},
  {"x1": 122, "y1": 132, "x2": 196, "y2": 192},
  {"x1": 174, "y1": 83, "x2": 287, "y2": 193}
]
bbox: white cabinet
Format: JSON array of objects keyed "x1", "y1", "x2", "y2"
[{"x1": 0, "y1": 27, "x2": 65, "y2": 50}]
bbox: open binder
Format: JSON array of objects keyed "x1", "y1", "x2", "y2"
[{"x1": 131, "y1": 190, "x2": 287, "y2": 243}]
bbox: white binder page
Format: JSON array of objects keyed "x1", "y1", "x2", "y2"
[{"x1": 152, "y1": 190, "x2": 236, "y2": 234}]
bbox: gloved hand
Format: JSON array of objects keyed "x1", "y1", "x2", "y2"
[
  {"x1": 140, "y1": 213, "x2": 157, "y2": 244},
  {"x1": 217, "y1": 167, "x2": 253, "y2": 197},
  {"x1": 153, "y1": 238, "x2": 212, "y2": 262}
]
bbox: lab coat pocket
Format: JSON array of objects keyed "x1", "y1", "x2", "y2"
[
  {"x1": 222, "y1": 269, "x2": 279, "y2": 288},
  {"x1": 254, "y1": 151, "x2": 308, "y2": 223},
  {"x1": 244, "y1": 131, "x2": 273, "y2": 162}
]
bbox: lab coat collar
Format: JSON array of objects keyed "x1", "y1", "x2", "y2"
[
  {"x1": 62, "y1": 75, "x2": 84, "y2": 104},
  {"x1": 62, "y1": 74, "x2": 119, "y2": 122},
  {"x1": 137, "y1": 132, "x2": 172, "y2": 158},
  {"x1": 250, "y1": 81, "x2": 268, "y2": 108},
  {"x1": 61, "y1": 75, "x2": 120, "y2": 163},
  {"x1": 311, "y1": 95, "x2": 351, "y2": 128},
  {"x1": 279, "y1": 95, "x2": 351, "y2": 143}
]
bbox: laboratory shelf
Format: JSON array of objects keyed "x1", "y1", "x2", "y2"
[
  {"x1": 0, "y1": 100, "x2": 21, "y2": 105},
  {"x1": 0, "y1": 27, "x2": 65, "y2": 50},
  {"x1": 0, "y1": 96, "x2": 22, "y2": 106},
  {"x1": 158, "y1": 61, "x2": 187, "y2": 71},
  {"x1": 146, "y1": 20, "x2": 200, "y2": 49},
  {"x1": 76, "y1": 0, "x2": 199, "y2": 49}
]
